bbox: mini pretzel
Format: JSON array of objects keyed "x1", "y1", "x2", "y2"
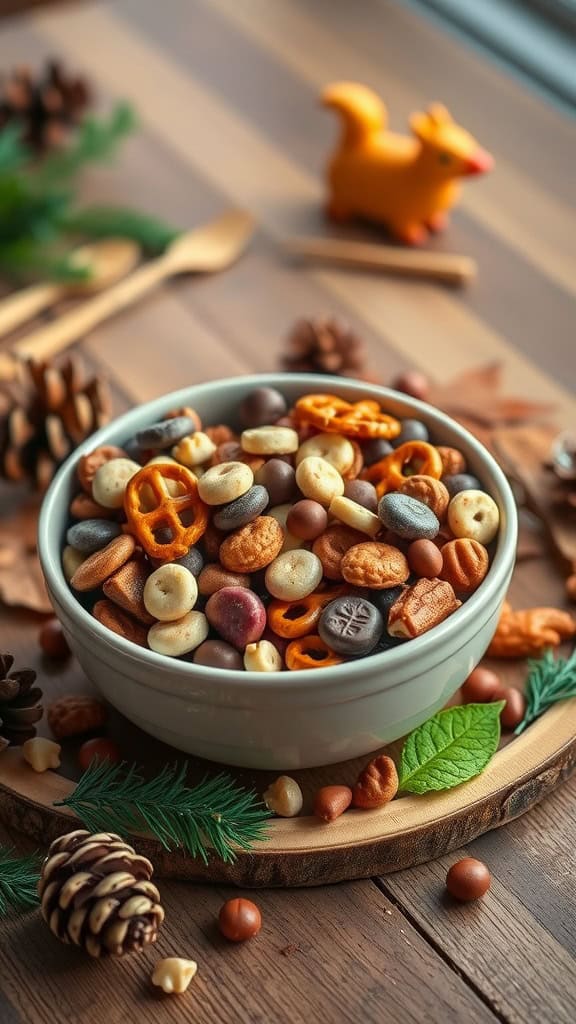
[
  {"x1": 124, "y1": 463, "x2": 208, "y2": 560},
  {"x1": 268, "y1": 586, "x2": 347, "y2": 639},
  {"x1": 285, "y1": 634, "x2": 343, "y2": 670},
  {"x1": 293, "y1": 394, "x2": 400, "y2": 440},
  {"x1": 363, "y1": 441, "x2": 443, "y2": 497}
]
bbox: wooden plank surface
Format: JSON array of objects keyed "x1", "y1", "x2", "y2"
[{"x1": 0, "y1": 0, "x2": 575, "y2": 1021}]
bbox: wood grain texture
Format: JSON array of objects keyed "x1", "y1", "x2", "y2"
[{"x1": 0, "y1": 0, "x2": 575, "y2": 1021}]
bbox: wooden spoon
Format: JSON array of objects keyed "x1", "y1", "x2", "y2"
[
  {"x1": 0, "y1": 209, "x2": 254, "y2": 379},
  {"x1": 0, "y1": 239, "x2": 141, "y2": 339}
]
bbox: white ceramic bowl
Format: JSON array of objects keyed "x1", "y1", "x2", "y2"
[{"x1": 39, "y1": 374, "x2": 517, "y2": 770}]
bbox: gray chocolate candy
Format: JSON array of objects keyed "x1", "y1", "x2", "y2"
[
  {"x1": 318, "y1": 596, "x2": 383, "y2": 657},
  {"x1": 66, "y1": 519, "x2": 122, "y2": 554},
  {"x1": 213, "y1": 485, "x2": 269, "y2": 531},
  {"x1": 135, "y1": 416, "x2": 195, "y2": 450},
  {"x1": 378, "y1": 492, "x2": 439, "y2": 540}
]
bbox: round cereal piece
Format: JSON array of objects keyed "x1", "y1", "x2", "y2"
[
  {"x1": 197, "y1": 462, "x2": 254, "y2": 506},
  {"x1": 286, "y1": 500, "x2": 328, "y2": 541},
  {"x1": 341, "y1": 542, "x2": 410, "y2": 590},
  {"x1": 318, "y1": 595, "x2": 383, "y2": 657},
  {"x1": 66, "y1": 519, "x2": 122, "y2": 554},
  {"x1": 244, "y1": 639, "x2": 283, "y2": 672},
  {"x1": 398, "y1": 475, "x2": 450, "y2": 521},
  {"x1": 172, "y1": 432, "x2": 216, "y2": 467},
  {"x1": 266, "y1": 504, "x2": 305, "y2": 553},
  {"x1": 220, "y1": 516, "x2": 284, "y2": 573},
  {"x1": 312, "y1": 524, "x2": 366, "y2": 581},
  {"x1": 70, "y1": 534, "x2": 136, "y2": 592},
  {"x1": 144, "y1": 564, "x2": 198, "y2": 621},
  {"x1": 448, "y1": 490, "x2": 500, "y2": 545},
  {"x1": 285, "y1": 635, "x2": 343, "y2": 670},
  {"x1": 213, "y1": 485, "x2": 269, "y2": 532},
  {"x1": 295, "y1": 433, "x2": 354, "y2": 475},
  {"x1": 77, "y1": 445, "x2": 128, "y2": 494},
  {"x1": 198, "y1": 563, "x2": 250, "y2": 596},
  {"x1": 92, "y1": 457, "x2": 141, "y2": 509},
  {"x1": 440, "y1": 538, "x2": 489, "y2": 594},
  {"x1": 437, "y1": 446, "x2": 467, "y2": 477},
  {"x1": 148, "y1": 610, "x2": 209, "y2": 656},
  {"x1": 62, "y1": 544, "x2": 86, "y2": 582},
  {"x1": 265, "y1": 549, "x2": 324, "y2": 601},
  {"x1": 329, "y1": 495, "x2": 381, "y2": 538},
  {"x1": 378, "y1": 492, "x2": 439, "y2": 541},
  {"x1": 136, "y1": 415, "x2": 196, "y2": 450},
  {"x1": 241, "y1": 426, "x2": 299, "y2": 455},
  {"x1": 295, "y1": 456, "x2": 345, "y2": 506}
]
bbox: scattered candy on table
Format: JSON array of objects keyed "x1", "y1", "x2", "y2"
[
  {"x1": 151, "y1": 958, "x2": 198, "y2": 995},
  {"x1": 218, "y1": 898, "x2": 262, "y2": 942},
  {"x1": 59, "y1": 386, "x2": 504, "y2": 671},
  {"x1": 445, "y1": 857, "x2": 491, "y2": 902}
]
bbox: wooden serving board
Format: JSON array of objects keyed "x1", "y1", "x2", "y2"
[{"x1": 1, "y1": 511, "x2": 575, "y2": 887}]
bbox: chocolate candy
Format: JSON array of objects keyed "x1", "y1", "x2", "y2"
[
  {"x1": 494, "y1": 685, "x2": 526, "y2": 729},
  {"x1": 378, "y1": 493, "x2": 439, "y2": 541},
  {"x1": 239, "y1": 387, "x2": 287, "y2": 428},
  {"x1": 39, "y1": 618, "x2": 70, "y2": 659},
  {"x1": 446, "y1": 858, "x2": 491, "y2": 901},
  {"x1": 286, "y1": 499, "x2": 328, "y2": 541},
  {"x1": 135, "y1": 416, "x2": 195, "y2": 450},
  {"x1": 407, "y1": 538, "x2": 443, "y2": 578},
  {"x1": 213, "y1": 485, "x2": 269, "y2": 531},
  {"x1": 443, "y1": 473, "x2": 482, "y2": 498},
  {"x1": 391, "y1": 418, "x2": 429, "y2": 447},
  {"x1": 365, "y1": 585, "x2": 406, "y2": 623},
  {"x1": 174, "y1": 546, "x2": 204, "y2": 577},
  {"x1": 66, "y1": 519, "x2": 122, "y2": 554},
  {"x1": 205, "y1": 586, "x2": 266, "y2": 650},
  {"x1": 361, "y1": 437, "x2": 394, "y2": 466},
  {"x1": 343, "y1": 479, "x2": 378, "y2": 513},
  {"x1": 78, "y1": 737, "x2": 121, "y2": 771},
  {"x1": 461, "y1": 666, "x2": 500, "y2": 703},
  {"x1": 319, "y1": 595, "x2": 383, "y2": 656},
  {"x1": 193, "y1": 639, "x2": 244, "y2": 670},
  {"x1": 218, "y1": 898, "x2": 262, "y2": 942},
  {"x1": 391, "y1": 370, "x2": 430, "y2": 402},
  {"x1": 255, "y1": 459, "x2": 297, "y2": 506}
]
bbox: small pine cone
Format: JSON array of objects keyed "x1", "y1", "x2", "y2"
[
  {"x1": 0, "y1": 356, "x2": 111, "y2": 491},
  {"x1": 38, "y1": 830, "x2": 164, "y2": 958},
  {"x1": 0, "y1": 59, "x2": 91, "y2": 153},
  {"x1": 281, "y1": 316, "x2": 368, "y2": 378},
  {"x1": 0, "y1": 652, "x2": 43, "y2": 752}
]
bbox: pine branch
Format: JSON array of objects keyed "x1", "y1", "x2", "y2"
[
  {"x1": 35, "y1": 102, "x2": 137, "y2": 187},
  {"x1": 62, "y1": 205, "x2": 180, "y2": 253},
  {"x1": 0, "y1": 848, "x2": 40, "y2": 916},
  {"x1": 54, "y1": 760, "x2": 270, "y2": 865},
  {"x1": 515, "y1": 649, "x2": 576, "y2": 734}
]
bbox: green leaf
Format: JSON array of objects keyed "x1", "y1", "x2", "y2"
[
  {"x1": 398, "y1": 702, "x2": 505, "y2": 794},
  {"x1": 62, "y1": 205, "x2": 180, "y2": 253}
]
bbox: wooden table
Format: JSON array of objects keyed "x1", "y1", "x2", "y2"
[{"x1": 1, "y1": 2, "x2": 575, "y2": 1021}]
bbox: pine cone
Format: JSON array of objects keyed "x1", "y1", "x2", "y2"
[
  {"x1": 0, "y1": 356, "x2": 111, "y2": 491},
  {"x1": 0, "y1": 59, "x2": 90, "y2": 153},
  {"x1": 39, "y1": 830, "x2": 164, "y2": 958},
  {"x1": 281, "y1": 316, "x2": 368, "y2": 378},
  {"x1": 0, "y1": 652, "x2": 43, "y2": 752}
]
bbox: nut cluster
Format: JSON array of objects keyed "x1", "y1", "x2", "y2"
[{"x1": 61, "y1": 386, "x2": 500, "y2": 671}]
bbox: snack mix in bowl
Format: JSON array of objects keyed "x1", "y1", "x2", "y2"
[{"x1": 62, "y1": 387, "x2": 500, "y2": 672}]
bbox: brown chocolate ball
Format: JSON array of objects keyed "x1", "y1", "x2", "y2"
[
  {"x1": 39, "y1": 618, "x2": 70, "y2": 660},
  {"x1": 218, "y1": 898, "x2": 262, "y2": 942},
  {"x1": 343, "y1": 479, "x2": 378, "y2": 513},
  {"x1": 391, "y1": 370, "x2": 430, "y2": 402},
  {"x1": 446, "y1": 857, "x2": 491, "y2": 901},
  {"x1": 407, "y1": 539, "x2": 443, "y2": 578},
  {"x1": 287, "y1": 499, "x2": 328, "y2": 540},
  {"x1": 78, "y1": 737, "x2": 121, "y2": 771},
  {"x1": 362, "y1": 437, "x2": 394, "y2": 467},
  {"x1": 255, "y1": 459, "x2": 297, "y2": 506},
  {"x1": 461, "y1": 666, "x2": 500, "y2": 704},
  {"x1": 494, "y1": 685, "x2": 526, "y2": 729},
  {"x1": 239, "y1": 387, "x2": 287, "y2": 428},
  {"x1": 193, "y1": 639, "x2": 244, "y2": 671}
]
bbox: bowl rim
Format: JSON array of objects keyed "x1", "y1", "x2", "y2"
[{"x1": 38, "y1": 373, "x2": 517, "y2": 691}]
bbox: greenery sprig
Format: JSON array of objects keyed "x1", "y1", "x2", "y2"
[
  {"x1": 54, "y1": 759, "x2": 270, "y2": 865},
  {"x1": 515, "y1": 649, "x2": 576, "y2": 734},
  {"x1": 0, "y1": 847, "x2": 40, "y2": 916}
]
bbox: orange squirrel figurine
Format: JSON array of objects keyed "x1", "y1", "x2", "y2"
[{"x1": 322, "y1": 82, "x2": 493, "y2": 245}]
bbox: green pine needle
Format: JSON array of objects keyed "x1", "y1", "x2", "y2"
[
  {"x1": 54, "y1": 760, "x2": 270, "y2": 865},
  {"x1": 36, "y1": 102, "x2": 137, "y2": 186},
  {"x1": 0, "y1": 848, "x2": 40, "y2": 917},
  {"x1": 61, "y1": 205, "x2": 181, "y2": 253},
  {"x1": 515, "y1": 648, "x2": 576, "y2": 735}
]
